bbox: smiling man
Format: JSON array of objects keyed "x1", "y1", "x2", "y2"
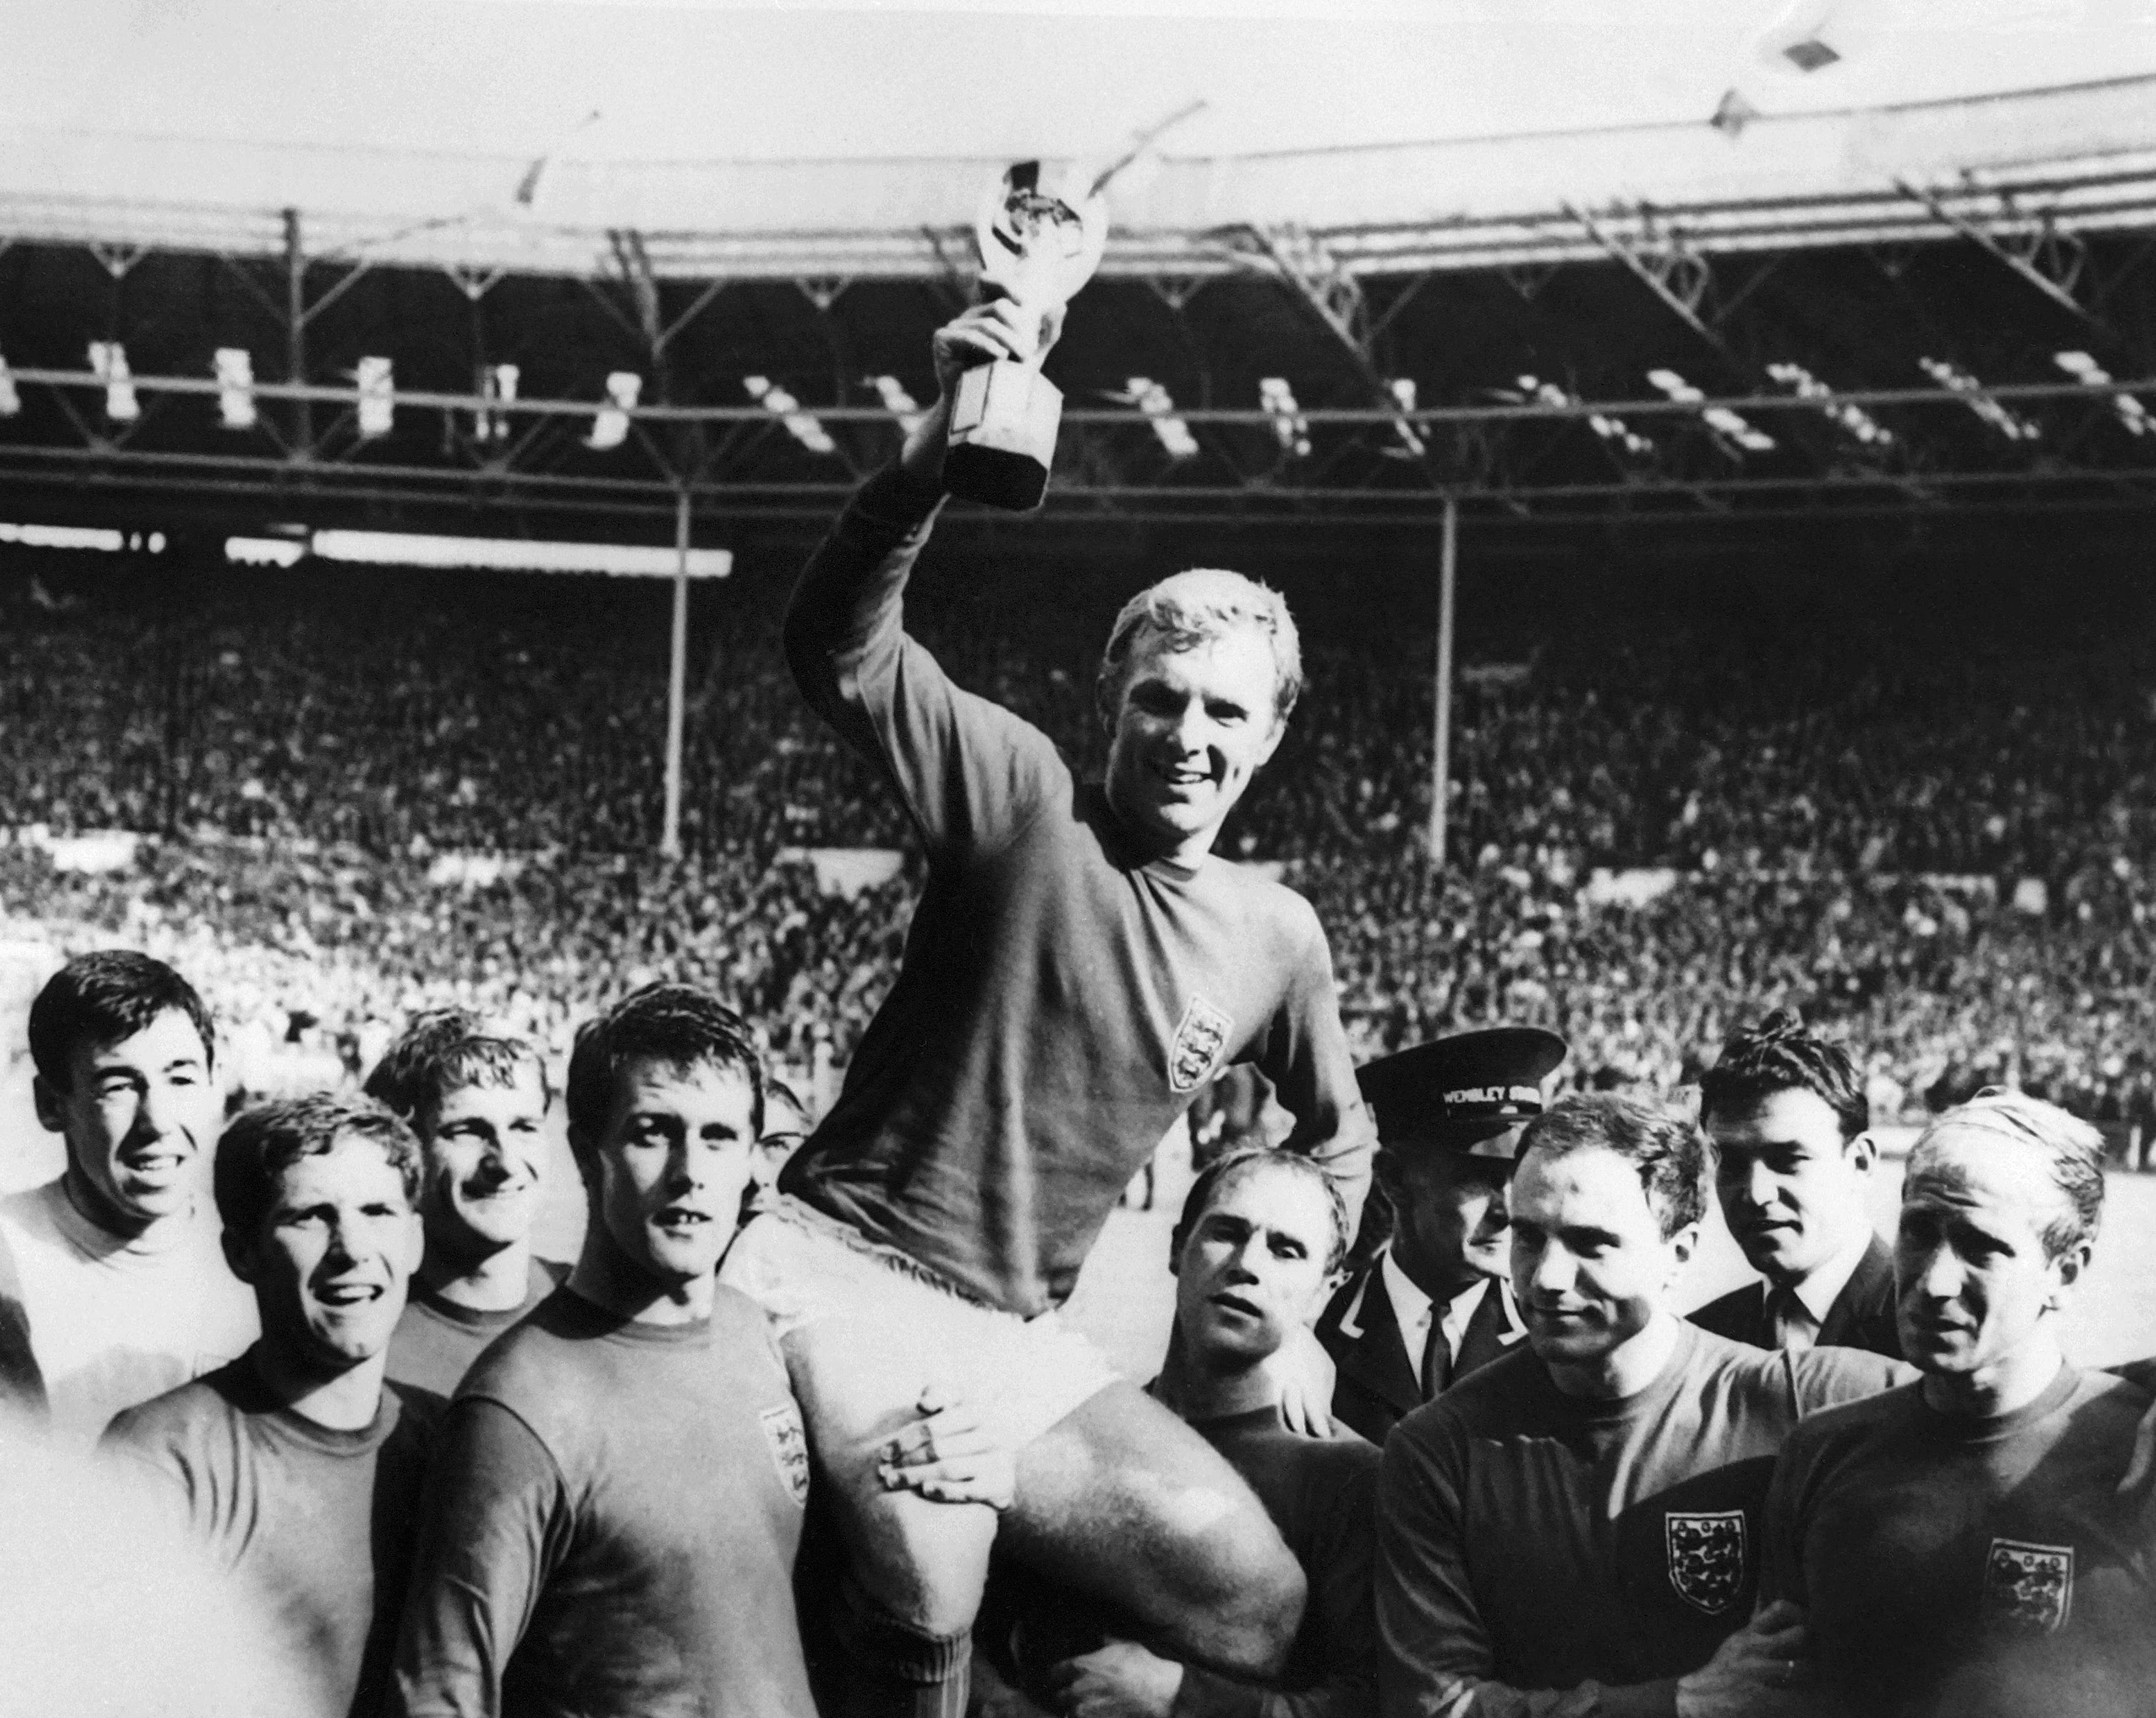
[
  {"x1": 1692, "y1": 1010, "x2": 1897, "y2": 1358},
  {"x1": 1764, "y1": 1089, "x2": 2156, "y2": 1717},
  {"x1": 364, "y1": 1010, "x2": 567, "y2": 1396},
  {"x1": 1376, "y1": 1094, "x2": 1905, "y2": 1718},
  {"x1": 722, "y1": 300, "x2": 1373, "y2": 1717},
  {"x1": 102, "y1": 1093, "x2": 434, "y2": 1718},
  {"x1": 0, "y1": 951, "x2": 256, "y2": 1442}
]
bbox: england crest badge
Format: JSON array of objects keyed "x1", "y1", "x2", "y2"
[
  {"x1": 1665, "y1": 1511, "x2": 1748, "y2": 1615},
  {"x1": 1983, "y1": 1538, "x2": 2074, "y2": 1634},
  {"x1": 1168, "y1": 995, "x2": 1234, "y2": 1092},
  {"x1": 759, "y1": 1402, "x2": 813, "y2": 1508}
]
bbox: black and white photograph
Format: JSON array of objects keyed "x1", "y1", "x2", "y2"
[{"x1": 3, "y1": 2, "x2": 2156, "y2": 1713}]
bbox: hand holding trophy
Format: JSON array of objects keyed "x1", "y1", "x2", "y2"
[{"x1": 940, "y1": 161, "x2": 1109, "y2": 512}]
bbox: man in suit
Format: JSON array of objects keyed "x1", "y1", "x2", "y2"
[
  {"x1": 1317, "y1": 1028, "x2": 1566, "y2": 1444},
  {"x1": 1690, "y1": 1008, "x2": 1900, "y2": 1357}
]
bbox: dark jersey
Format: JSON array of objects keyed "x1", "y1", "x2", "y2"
[
  {"x1": 383, "y1": 1258, "x2": 568, "y2": 1399},
  {"x1": 1765, "y1": 1365, "x2": 2156, "y2": 1718},
  {"x1": 1376, "y1": 1322, "x2": 1900, "y2": 1718},
  {"x1": 780, "y1": 464, "x2": 1374, "y2": 1316},
  {"x1": 389, "y1": 1286, "x2": 816, "y2": 1718},
  {"x1": 102, "y1": 1353, "x2": 440, "y2": 1718},
  {"x1": 1180, "y1": 1407, "x2": 1381, "y2": 1718}
]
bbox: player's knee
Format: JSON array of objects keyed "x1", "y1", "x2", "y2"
[{"x1": 834, "y1": 1572, "x2": 975, "y2": 1685}]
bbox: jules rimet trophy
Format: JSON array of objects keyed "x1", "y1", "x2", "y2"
[{"x1": 942, "y1": 160, "x2": 1109, "y2": 512}]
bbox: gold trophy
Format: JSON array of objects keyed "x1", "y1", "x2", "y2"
[{"x1": 942, "y1": 160, "x2": 1109, "y2": 512}]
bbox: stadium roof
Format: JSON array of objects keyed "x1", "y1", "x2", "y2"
[{"x1": 4, "y1": 0, "x2": 2156, "y2": 547}]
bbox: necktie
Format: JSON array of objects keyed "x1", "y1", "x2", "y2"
[
  {"x1": 1420, "y1": 1310, "x2": 1452, "y2": 1400},
  {"x1": 1766, "y1": 1287, "x2": 1817, "y2": 1352}
]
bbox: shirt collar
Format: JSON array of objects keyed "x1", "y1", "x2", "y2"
[{"x1": 1789, "y1": 1225, "x2": 1876, "y2": 1325}]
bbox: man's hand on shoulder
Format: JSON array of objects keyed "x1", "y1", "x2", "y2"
[
  {"x1": 903, "y1": 302, "x2": 1069, "y2": 484},
  {"x1": 1047, "y1": 1641, "x2": 1183, "y2": 1718},
  {"x1": 1268, "y1": 1321, "x2": 1338, "y2": 1439}
]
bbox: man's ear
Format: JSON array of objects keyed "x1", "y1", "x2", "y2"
[
  {"x1": 31, "y1": 1075, "x2": 64, "y2": 1136},
  {"x1": 1846, "y1": 1132, "x2": 1879, "y2": 1176},
  {"x1": 2050, "y1": 1237, "x2": 2095, "y2": 1305},
  {"x1": 1663, "y1": 1220, "x2": 1702, "y2": 1292},
  {"x1": 1253, "y1": 715, "x2": 1287, "y2": 771},
  {"x1": 220, "y1": 1225, "x2": 257, "y2": 1285}
]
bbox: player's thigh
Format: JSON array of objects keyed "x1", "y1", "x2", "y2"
[
  {"x1": 1003, "y1": 1382, "x2": 1304, "y2": 1645},
  {"x1": 780, "y1": 1313, "x2": 999, "y2": 1635}
]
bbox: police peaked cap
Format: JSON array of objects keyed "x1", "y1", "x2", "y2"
[{"x1": 1356, "y1": 1026, "x2": 1569, "y2": 1159}]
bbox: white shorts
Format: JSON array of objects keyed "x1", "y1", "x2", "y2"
[{"x1": 719, "y1": 1194, "x2": 1121, "y2": 1453}]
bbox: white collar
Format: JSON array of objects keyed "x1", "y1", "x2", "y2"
[{"x1": 1786, "y1": 1225, "x2": 1876, "y2": 1325}]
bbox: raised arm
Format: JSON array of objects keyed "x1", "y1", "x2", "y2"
[
  {"x1": 783, "y1": 302, "x2": 1071, "y2": 864},
  {"x1": 389, "y1": 1397, "x2": 571, "y2": 1718}
]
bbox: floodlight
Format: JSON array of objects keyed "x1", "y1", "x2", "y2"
[
  {"x1": 1519, "y1": 374, "x2": 1653, "y2": 458},
  {"x1": 586, "y1": 371, "x2": 641, "y2": 451},
  {"x1": 1386, "y1": 379, "x2": 1428, "y2": 458},
  {"x1": 1259, "y1": 378, "x2": 1310, "y2": 457},
  {"x1": 226, "y1": 536, "x2": 307, "y2": 568},
  {"x1": 87, "y1": 342, "x2": 139, "y2": 423},
  {"x1": 1646, "y1": 368, "x2": 1774, "y2": 452},
  {"x1": 2055, "y1": 351, "x2": 2150, "y2": 437},
  {"x1": 1122, "y1": 378, "x2": 1199, "y2": 460},
  {"x1": 477, "y1": 363, "x2": 519, "y2": 444},
  {"x1": 214, "y1": 348, "x2": 256, "y2": 431},
  {"x1": 1765, "y1": 361, "x2": 1892, "y2": 447},
  {"x1": 743, "y1": 376, "x2": 836, "y2": 455},
  {"x1": 356, "y1": 357, "x2": 394, "y2": 439},
  {"x1": 1919, "y1": 357, "x2": 2039, "y2": 442},
  {"x1": 0, "y1": 347, "x2": 17, "y2": 418},
  {"x1": 866, "y1": 375, "x2": 925, "y2": 437}
]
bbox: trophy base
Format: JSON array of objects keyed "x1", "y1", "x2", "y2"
[{"x1": 944, "y1": 362, "x2": 1062, "y2": 512}]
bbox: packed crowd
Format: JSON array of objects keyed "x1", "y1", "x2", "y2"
[{"x1": 5, "y1": 532, "x2": 2156, "y2": 1126}]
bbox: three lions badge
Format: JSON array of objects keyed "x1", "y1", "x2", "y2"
[
  {"x1": 1168, "y1": 995, "x2": 1234, "y2": 1092},
  {"x1": 1666, "y1": 1511, "x2": 1748, "y2": 1615},
  {"x1": 1983, "y1": 1538, "x2": 2074, "y2": 1634}
]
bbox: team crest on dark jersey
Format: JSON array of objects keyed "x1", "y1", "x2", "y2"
[
  {"x1": 759, "y1": 1403, "x2": 812, "y2": 1507},
  {"x1": 1168, "y1": 996, "x2": 1235, "y2": 1092},
  {"x1": 1983, "y1": 1538, "x2": 2074, "y2": 1634},
  {"x1": 1665, "y1": 1511, "x2": 1748, "y2": 1615}
]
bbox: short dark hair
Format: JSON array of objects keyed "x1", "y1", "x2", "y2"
[
  {"x1": 28, "y1": 951, "x2": 216, "y2": 1093},
  {"x1": 214, "y1": 1093, "x2": 422, "y2": 1243},
  {"x1": 1698, "y1": 1008, "x2": 1867, "y2": 1143},
  {"x1": 1909, "y1": 1087, "x2": 2106, "y2": 1262},
  {"x1": 363, "y1": 1008, "x2": 552, "y2": 1134},
  {"x1": 1170, "y1": 1147, "x2": 1350, "y2": 1276},
  {"x1": 565, "y1": 983, "x2": 763, "y2": 1157},
  {"x1": 1517, "y1": 1093, "x2": 1715, "y2": 1241}
]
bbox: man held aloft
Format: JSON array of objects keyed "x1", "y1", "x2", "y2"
[
  {"x1": 1318, "y1": 1029, "x2": 1564, "y2": 1444},
  {"x1": 1691, "y1": 1010, "x2": 1897, "y2": 1358},
  {"x1": 724, "y1": 296, "x2": 1375, "y2": 1716}
]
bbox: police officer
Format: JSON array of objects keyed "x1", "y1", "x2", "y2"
[{"x1": 1315, "y1": 1027, "x2": 1566, "y2": 1444}]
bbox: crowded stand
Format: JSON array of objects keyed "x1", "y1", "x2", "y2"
[
  {"x1": 6, "y1": 537, "x2": 2156, "y2": 1127},
  {"x1": 3, "y1": 294, "x2": 2156, "y2": 1718}
]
